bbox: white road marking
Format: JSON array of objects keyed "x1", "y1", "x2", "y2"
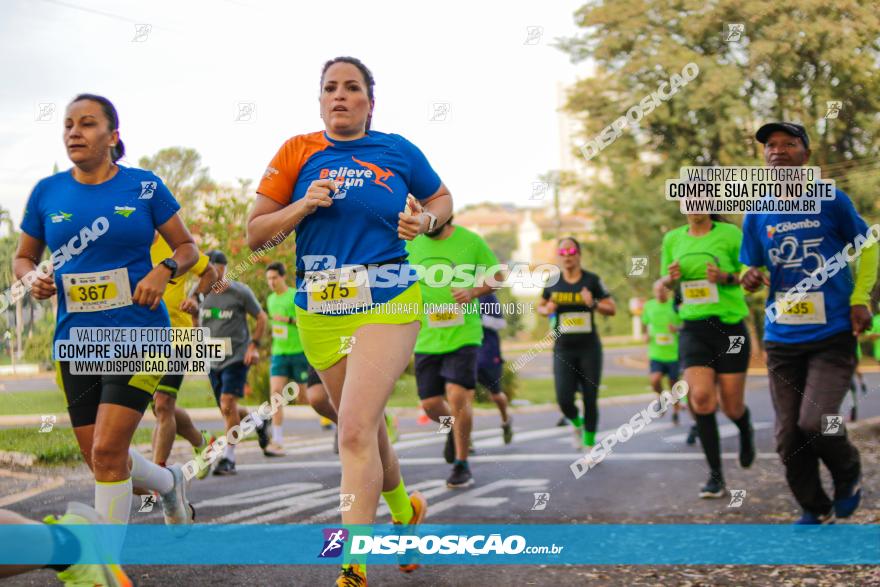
[
  {"x1": 200, "y1": 478, "x2": 551, "y2": 524},
  {"x1": 0, "y1": 470, "x2": 65, "y2": 507},
  {"x1": 424, "y1": 478, "x2": 549, "y2": 517},
  {"x1": 195, "y1": 482, "x2": 322, "y2": 508},
  {"x1": 235, "y1": 452, "x2": 777, "y2": 471},
  {"x1": 662, "y1": 421, "x2": 773, "y2": 444},
  {"x1": 206, "y1": 485, "x2": 341, "y2": 524},
  {"x1": 304, "y1": 479, "x2": 447, "y2": 523}
]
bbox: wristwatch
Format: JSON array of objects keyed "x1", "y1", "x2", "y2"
[
  {"x1": 725, "y1": 272, "x2": 735, "y2": 285},
  {"x1": 423, "y1": 212, "x2": 438, "y2": 233},
  {"x1": 159, "y1": 258, "x2": 178, "y2": 278},
  {"x1": 249, "y1": 340, "x2": 260, "y2": 348}
]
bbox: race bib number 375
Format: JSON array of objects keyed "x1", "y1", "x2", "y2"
[{"x1": 305, "y1": 266, "x2": 372, "y2": 313}]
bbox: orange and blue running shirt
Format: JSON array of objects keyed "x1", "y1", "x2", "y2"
[{"x1": 256, "y1": 131, "x2": 442, "y2": 313}]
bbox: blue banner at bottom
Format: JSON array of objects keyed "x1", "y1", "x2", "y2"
[{"x1": 4, "y1": 524, "x2": 878, "y2": 565}]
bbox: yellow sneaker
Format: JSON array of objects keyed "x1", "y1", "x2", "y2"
[
  {"x1": 335, "y1": 563, "x2": 367, "y2": 586},
  {"x1": 394, "y1": 491, "x2": 427, "y2": 573},
  {"x1": 192, "y1": 430, "x2": 216, "y2": 480},
  {"x1": 44, "y1": 502, "x2": 134, "y2": 587}
]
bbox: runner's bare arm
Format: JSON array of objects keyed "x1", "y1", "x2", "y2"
[
  {"x1": 536, "y1": 297, "x2": 558, "y2": 316},
  {"x1": 397, "y1": 184, "x2": 453, "y2": 240},
  {"x1": 13, "y1": 233, "x2": 55, "y2": 299},
  {"x1": 741, "y1": 266, "x2": 769, "y2": 293},
  {"x1": 180, "y1": 264, "x2": 215, "y2": 315},
  {"x1": 135, "y1": 214, "x2": 199, "y2": 310},
  {"x1": 252, "y1": 310, "x2": 268, "y2": 342},
  {"x1": 192, "y1": 262, "x2": 218, "y2": 298},
  {"x1": 450, "y1": 270, "x2": 505, "y2": 303},
  {"x1": 662, "y1": 261, "x2": 681, "y2": 289},
  {"x1": 247, "y1": 181, "x2": 338, "y2": 251},
  {"x1": 158, "y1": 214, "x2": 199, "y2": 275},
  {"x1": 245, "y1": 310, "x2": 268, "y2": 366},
  {"x1": 595, "y1": 297, "x2": 616, "y2": 316}
]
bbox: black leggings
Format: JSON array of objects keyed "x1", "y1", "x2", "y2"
[
  {"x1": 553, "y1": 342, "x2": 602, "y2": 432},
  {"x1": 57, "y1": 361, "x2": 157, "y2": 427}
]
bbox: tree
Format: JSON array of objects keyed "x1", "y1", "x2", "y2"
[
  {"x1": 484, "y1": 231, "x2": 518, "y2": 264},
  {"x1": 557, "y1": 0, "x2": 880, "y2": 329},
  {"x1": 536, "y1": 170, "x2": 578, "y2": 239},
  {"x1": 139, "y1": 147, "x2": 216, "y2": 218},
  {"x1": 189, "y1": 182, "x2": 296, "y2": 305}
]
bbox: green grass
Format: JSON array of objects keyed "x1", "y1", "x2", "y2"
[
  {"x1": 1, "y1": 373, "x2": 655, "y2": 417},
  {"x1": 502, "y1": 375, "x2": 651, "y2": 406},
  {"x1": 385, "y1": 374, "x2": 651, "y2": 408},
  {"x1": 0, "y1": 427, "x2": 155, "y2": 465},
  {"x1": 0, "y1": 374, "x2": 653, "y2": 465},
  {"x1": 0, "y1": 377, "x2": 253, "y2": 416}
]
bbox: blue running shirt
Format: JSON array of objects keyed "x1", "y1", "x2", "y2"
[
  {"x1": 20, "y1": 167, "x2": 180, "y2": 346},
  {"x1": 256, "y1": 131, "x2": 442, "y2": 313},
  {"x1": 740, "y1": 187, "x2": 869, "y2": 343}
]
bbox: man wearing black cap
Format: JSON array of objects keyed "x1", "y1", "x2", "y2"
[
  {"x1": 740, "y1": 122, "x2": 876, "y2": 524},
  {"x1": 200, "y1": 250, "x2": 271, "y2": 474}
]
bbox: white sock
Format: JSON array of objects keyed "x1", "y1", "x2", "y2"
[
  {"x1": 224, "y1": 443, "x2": 236, "y2": 462},
  {"x1": 272, "y1": 426, "x2": 283, "y2": 444},
  {"x1": 129, "y1": 448, "x2": 173, "y2": 494},
  {"x1": 95, "y1": 478, "x2": 133, "y2": 525}
]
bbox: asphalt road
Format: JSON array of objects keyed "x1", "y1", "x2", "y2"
[{"x1": 2, "y1": 371, "x2": 878, "y2": 586}]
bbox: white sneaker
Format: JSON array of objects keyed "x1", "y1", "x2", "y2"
[
  {"x1": 160, "y1": 464, "x2": 194, "y2": 531},
  {"x1": 572, "y1": 426, "x2": 584, "y2": 449},
  {"x1": 264, "y1": 441, "x2": 286, "y2": 457}
]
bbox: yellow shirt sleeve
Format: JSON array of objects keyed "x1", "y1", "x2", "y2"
[{"x1": 190, "y1": 253, "x2": 210, "y2": 278}]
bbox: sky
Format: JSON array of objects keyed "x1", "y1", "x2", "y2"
[{"x1": 0, "y1": 0, "x2": 591, "y2": 225}]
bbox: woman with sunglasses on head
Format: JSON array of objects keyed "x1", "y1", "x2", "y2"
[
  {"x1": 247, "y1": 56, "x2": 452, "y2": 586},
  {"x1": 13, "y1": 94, "x2": 199, "y2": 586},
  {"x1": 537, "y1": 237, "x2": 616, "y2": 452},
  {"x1": 661, "y1": 213, "x2": 755, "y2": 499}
]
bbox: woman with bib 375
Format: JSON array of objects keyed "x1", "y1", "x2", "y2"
[{"x1": 247, "y1": 57, "x2": 452, "y2": 586}]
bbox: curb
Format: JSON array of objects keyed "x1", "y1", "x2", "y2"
[{"x1": 0, "y1": 450, "x2": 36, "y2": 468}]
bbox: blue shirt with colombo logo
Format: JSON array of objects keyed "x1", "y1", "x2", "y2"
[
  {"x1": 256, "y1": 130, "x2": 442, "y2": 314},
  {"x1": 20, "y1": 167, "x2": 180, "y2": 349},
  {"x1": 740, "y1": 187, "x2": 869, "y2": 343}
]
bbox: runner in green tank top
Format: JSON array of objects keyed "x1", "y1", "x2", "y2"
[
  {"x1": 265, "y1": 262, "x2": 311, "y2": 457},
  {"x1": 641, "y1": 279, "x2": 684, "y2": 425},
  {"x1": 661, "y1": 214, "x2": 755, "y2": 500}
]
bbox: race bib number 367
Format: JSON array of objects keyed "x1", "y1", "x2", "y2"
[{"x1": 63, "y1": 268, "x2": 132, "y2": 313}]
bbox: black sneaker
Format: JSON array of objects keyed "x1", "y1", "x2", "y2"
[
  {"x1": 333, "y1": 429, "x2": 339, "y2": 455},
  {"x1": 502, "y1": 419, "x2": 513, "y2": 444},
  {"x1": 446, "y1": 463, "x2": 473, "y2": 488},
  {"x1": 686, "y1": 425, "x2": 698, "y2": 446},
  {"x1": 443, "y1": 431, "x2": 456, "y2": 464},
  {"x1": 213, "y1": 457, "x2": 236, "y2": 476},
  {"x1": 739, "y1": 421, "x2": 756, "y2": 469},
  {"x1": 699, "y1": 473, "x2": 726, "y2": 499},
  {"x1": 256, "y1": 420, "x2": 271, "y2": 451}
]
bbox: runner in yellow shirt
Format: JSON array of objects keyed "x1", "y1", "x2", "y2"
[{"x1": 149, "y1": 233, "x2": 218, "y2": 477}]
